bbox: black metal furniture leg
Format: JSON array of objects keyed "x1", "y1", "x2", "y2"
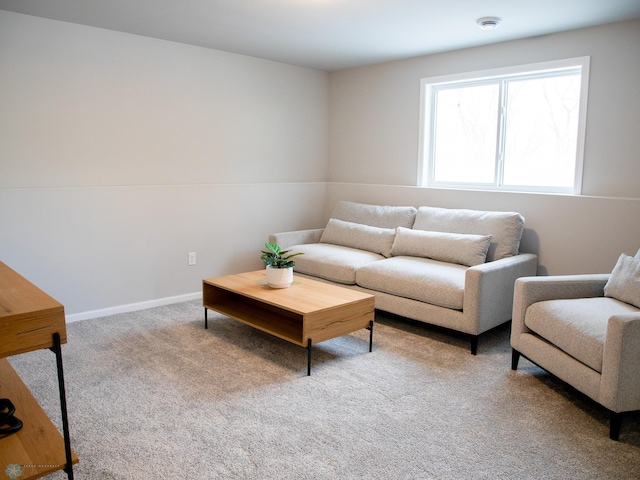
[
  {"x1": 204, "y1": 307, "x2": 208, "y2": 329},
  {"x1": 52, "y1": 332, "x2": 74, "y2": 479},
  {"x1": 368, "y1": 320, "x2": 374, "y2": 352},
  {"x1": 511, "y1": 349, "x2": 521, "y2": 370},
  {"x1": 307, "y1": 339, "x2": 312, "y2": 376},
  {"x1": 470, "y1": 335, "x2": 479, "y2": 355},
  {"x1": 610, "y1": 411, "x2": 624, "y2": 440}
]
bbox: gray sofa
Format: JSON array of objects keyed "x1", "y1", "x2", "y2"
[{"x1": 269, "y1": 201, "x2": 538, "y2": 354}]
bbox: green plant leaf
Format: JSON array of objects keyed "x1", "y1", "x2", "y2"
[{"x1": 261, "y1": 242, "x2": 303, "y2": 268}]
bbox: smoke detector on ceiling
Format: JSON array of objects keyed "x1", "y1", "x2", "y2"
[{"x1": 477, "y1": 17, "x2": 502, "y2": 30}]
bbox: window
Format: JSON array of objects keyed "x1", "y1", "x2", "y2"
[{"x1": 419, "y1": 57, "x2": 590, "y2": 194}]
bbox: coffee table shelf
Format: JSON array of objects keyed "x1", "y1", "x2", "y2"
[
  {"x1": 203, "y1": 290, "x2": 304, "y2": 345},
  {"x1": 202, "y1": 270, "x2": 375, "y2": 375}
]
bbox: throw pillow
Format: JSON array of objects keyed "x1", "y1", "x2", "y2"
[
  {"x1": 604, "y1": 253, "x2": 640, "y2": 309},
  {"x1": 390, "y1": 227, "x2": 492, "y2": 267},
  {"x1": 320, "y1": 218, "x2": 396, "y2": 257}
]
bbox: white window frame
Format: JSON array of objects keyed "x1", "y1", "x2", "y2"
[{"x1": 418, "y1": 57, "x2": 590, "y2": 194}]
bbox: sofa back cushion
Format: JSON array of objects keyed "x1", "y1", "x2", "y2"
[
  {"x1": 391, "y1": 227, "x2": 492, "y2": 267},
  {"x1": 331, "y1": 201, "x2": 417, "y2": 229},
  {"x1": 320, "y1": 218, "x2": 396, "y2": 257},
  {"x1": 412, "y1": 206, "x2": 524, "y2": 262}
]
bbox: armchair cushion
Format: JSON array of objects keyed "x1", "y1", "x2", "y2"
[
  {"x1": 604, "y1": 253, "x2": 640, "y2": 309},
  {"x1": 525, "y1": 297, "x2": 639, "y2": 372}
]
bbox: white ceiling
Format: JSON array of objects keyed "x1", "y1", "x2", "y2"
[{"x1": 1, "y1": 0, "x2": 640, "y2": 71}]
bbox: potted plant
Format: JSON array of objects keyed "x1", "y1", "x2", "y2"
[{"x1": 261, "y1": 243, "x2": 304, "y2": 288}]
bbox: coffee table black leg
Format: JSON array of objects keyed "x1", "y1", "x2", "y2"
[
  {"x1": 368, "y1": 320, "x2": 374, "y2": 352},
  {"x1": 204, "y1": 308, "x2": 208, "y2": 329},
  {"x1": 307, "y1": 339, "x2": 312, "y2": 376},
  {"x1": 52, "y1": 333, "x2": 74, "y2": 479}
]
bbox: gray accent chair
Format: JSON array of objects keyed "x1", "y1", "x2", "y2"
[{"x1": 511, "y1": 273, "x2": 640, "y2": 440}]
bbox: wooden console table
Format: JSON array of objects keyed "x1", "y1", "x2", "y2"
[{"x1": 0, "y1": 261, "x2": 77, "y2": 479}]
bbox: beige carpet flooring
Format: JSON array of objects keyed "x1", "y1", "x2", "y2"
[{"x1": 8, "y1": 300, "x2": 640, "y2": 479}]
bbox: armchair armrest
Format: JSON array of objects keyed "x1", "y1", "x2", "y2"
[
  {"x1": 511, "y1": 273, "x2": 610, "y2": 347},
  {"x1": 601, "y1": 313, "x2": 640, "y2": 412},
  {"x1": 268, "y1": 229, "x2": 324, "y2": 249},
  {"x1": 464, "y1": 253, "x2": 538, "y2": 334}
]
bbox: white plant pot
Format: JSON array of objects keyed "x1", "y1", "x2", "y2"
[{"x1": 265, "y1": 266, "x2": 293, "y2": 288}]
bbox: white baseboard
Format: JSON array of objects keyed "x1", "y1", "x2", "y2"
[{"x1": 65, "y1": 292, "x2": 202, "y2": 323}]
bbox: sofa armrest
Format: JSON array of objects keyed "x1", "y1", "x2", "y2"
[
  {"x1": 600, "y1": 313, "x2": 640, "y2": 412},
  {"x1": 511, "y1": 273, "x2": 610, "y2": 348},
  {"x1": 268, "y1": 229, "x2": 324, "y2": 249},
  {"x1": 464, "y1": 253, "x2": 538, "y2": 334}
]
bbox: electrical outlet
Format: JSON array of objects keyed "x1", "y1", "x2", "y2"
[{"x1": 188, "y1": 252, "x2": 196, "y2": 266}]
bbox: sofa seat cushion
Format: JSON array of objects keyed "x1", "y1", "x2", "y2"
[
  {"x1": 355, "y1": 256, "x2": 467, "y2": 309},
  {"x1": 288, "y1": 243, "x2": 384, "y2": 285},
  {"x1": 525, "y1": 297, "x2": 639, "y2": 373}
]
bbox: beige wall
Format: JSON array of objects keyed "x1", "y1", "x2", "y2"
[
  {"x1": 328, "y1": 19, "x2": 640, "y2": 198},
  {"x1": 2, "y1": 10, "x2": 639, "y2": 319},
  {"x1": 0, "y1": 11, "x2": 330, "y2": 317},
  {"x1": 1, "y1": 12, "x2": 329, "y2": 187},
  {"x1": 327, "y1": 19, "x2": 640, "y2": 276}
]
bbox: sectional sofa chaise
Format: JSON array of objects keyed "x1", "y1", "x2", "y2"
[{"x1": 269, "y1": 201, "x2": 538, "y2": 354}]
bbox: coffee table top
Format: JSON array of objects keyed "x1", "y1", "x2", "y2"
[{"x1": 203, "y1": 270, "x2": 374, "y2": 314}]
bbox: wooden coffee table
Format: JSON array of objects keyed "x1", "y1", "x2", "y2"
[{"x1": 202, "y1": 270, "x2": 375, "y2": 375}]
